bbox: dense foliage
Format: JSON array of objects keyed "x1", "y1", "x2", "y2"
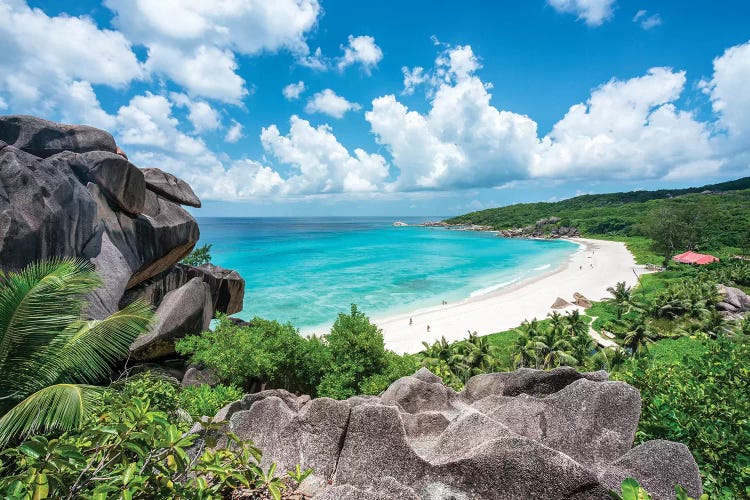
[
  {"x1": 0, "y1": 396, "x2": 309, "y2": 499},
  {"x1": 614, "y1": 337, "x2": 750, "y2": 498},
  {"x1": 181, "y1": 243, "x2": 212, "y2": 267},
  {"x1": 0, "y1": 259, "x2": 153, "y2": 446},
  {"x1": 445, "y1": 179, "x2": 750, "y2": 259},
  {"x1": 176, "y1": 305, "x2": 418, "y2": 398}
]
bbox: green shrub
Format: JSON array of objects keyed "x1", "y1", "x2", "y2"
[
  {"x1": 182, "y1": 243, "x2": 212, "y2": 266},
  {"x1": 0, "y1": 396, "x2": 308, "y2": 499},
  {"x1": 179, "y1": 384, "x2": 243, "y2": 420},
  {"x1": 614, "y1": 336, "x2": 750, "y2": 498}
]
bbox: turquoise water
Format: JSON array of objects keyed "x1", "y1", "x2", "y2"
[{"x1": 196, "y1": 217, "x2": 578, "y2": 328}]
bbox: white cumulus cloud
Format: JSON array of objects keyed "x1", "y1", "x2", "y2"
[
  {"x1": 337, "y1": 35, "x2": 383, "y2": 74},
  {"x1": 170, "y1": 93, "x2": 221, "y2": 133},
  {"x1": 225, "y1": 120, "x2": 244, "y2": 143},
  {"x1": 548, "y1": 0, "x2": 616, "y2": 26},
  {"x1": 633, "y1": 10, "x2": 662, "y2": 30},
  {"x1": 283, "y1": 81, "x2": 306, "y2": 100},
  {"x1": 305, "y1": 89, "x2": 361, "y2": 118},
  {"x1": 261, "y1": 115, "x2": 389, "y2": 193}
]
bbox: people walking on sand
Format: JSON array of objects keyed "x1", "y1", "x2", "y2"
[
  {"x1": 409, "y1": 318, "x2": 413, "y2": 326},
  {"x1": 427, "y1": 325, "x2": 430, "y2": 332}
]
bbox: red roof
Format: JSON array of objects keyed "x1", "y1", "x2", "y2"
[{"x1": 673, "y1": 251, "x2": 719, "y2": 265}]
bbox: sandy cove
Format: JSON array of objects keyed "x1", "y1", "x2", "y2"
[{"x1": 374, "y1": 238, "x2": 651, "y2": 354}]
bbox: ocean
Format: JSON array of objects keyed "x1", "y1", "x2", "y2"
[{"x1": 196, "y1": 217, "x2": 578, "y2": 329}]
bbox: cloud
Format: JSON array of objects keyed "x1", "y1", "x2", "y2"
[
  {"x1": 367, "y1": 45, "x2": 538, "y2": 191},
  {"x1": 297, "y1": 47, "x2": 327, "y2": 70},
  {"x1": 170, "y1": 93, "x2": 221, "y2": 133},
  {"x1": 401, "y1": 66, "x2": 427, "y2": 95},
  {"x1": 704, "y1": 40, "x2": 750, "y2": 142},
  {"x1": 261, "y1": 115, "x2": 389, "y2": 193},
  {"x1": 104, "y1": 0, "x2": 321, "y2": 101},
  {"x1": 534, "y1": 68, "x2": 717, "y2": 180},
  {"x1": 225, "y1": 120, "x2": 244, "y2": 143},
  {"x1": 0, "y1": 1, "x2": 141, "y2": 123},
  {"x1": 633, "y1": 10, "x2": 662, "y2": 30},
  {"x1": 337, "y1": 35, "x2": 383, "y2": 74},
  {"x1": 283, "y1": 81, "x2": 306, "y2": 100},
  {"x1": 305, "y1": 89, "x2": 361, "y2": 118},
  {"x1": 548, "y1": 0, "x2": 616, "y2": 26}
]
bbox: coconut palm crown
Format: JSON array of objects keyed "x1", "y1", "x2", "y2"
[{"x1": 0, "y1": 259, "x2": 153, "y2": 445}]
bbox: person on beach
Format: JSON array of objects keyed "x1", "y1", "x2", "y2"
[
  {"x1": 409, "y1": 318, "x2": 413, "y2": 326},
  {"x1": 427, "y1": 325, "x2": 430, "y2": 332}
]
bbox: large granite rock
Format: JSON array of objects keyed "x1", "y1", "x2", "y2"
[
  {"x1": 201, "y1": 367, "x2": 702, "y2": 500},
  {"x1": 0, "y1": 115, "x2": 117, "y2": 158},
  {"x1": 50, "y1": 151, "x2": 146, "y2": 215},
  {"x1": 129, "y1": 276, "x2": 212, "y2": 360},
  {"x1": 120, "y1": 263, "x2": 245, "y2": 315},
  {"x1": 716, "y1": 284, "x2": 750, "y2": 312},
  {"x1": 0, "y1": 143, "x2": 98, "y2": 270},
  {"x1": 142, "y1": 167, "x2": 201, "y2": 208}
]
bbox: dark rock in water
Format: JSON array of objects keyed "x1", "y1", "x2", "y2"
[
  {"x1": 181, "y1": 366, "x2": 220, "y2": 387},
  {"x1": 120, "y1": 263, "x2": 245, "y2": 315},
  {"x1": 142, "y1": 167, "x2": 201, "y2": 208},
  {"x1": 130, "y1": 277, "x2": 212, "y2": 360},
  {"x1": 200, "y1": 367, "x2": 701, "y2": 500},
  {"x1": 50, "y1": 151, "x2": 146, "y2": 215},
  {"x1": 0, "y1": 115, "x2": 117, "y2": 158},
  {"x1": 0, "y1": 143, "x2": 97, "y2": 270}
]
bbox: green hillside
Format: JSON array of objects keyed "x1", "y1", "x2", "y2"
[{"x1": 445, "y1": 176, "x2": 750, "y2": 254}]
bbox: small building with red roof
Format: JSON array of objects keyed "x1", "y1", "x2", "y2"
[{"x1": 673, "y1": 251, "x2": 720, "y2": 265}]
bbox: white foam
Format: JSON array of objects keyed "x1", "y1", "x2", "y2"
[
  {"x1": 470, "y1": 277, "x2": 522, "y2": 297},
  {"x1": 533, "y1": 264, "x2": 551, "y2": 271}
]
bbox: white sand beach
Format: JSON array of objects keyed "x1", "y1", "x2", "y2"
[{"x1": 374, "y1": 238, "x2": 650, "y2": 354}]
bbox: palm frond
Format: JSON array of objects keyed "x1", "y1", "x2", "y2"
[
  {"x1": 0, "y1": 259, "x2": 100, "y2": 399},
  {"x1": 44, "y1": 300, "x2": 154, "y2": 385},
  {"x1": 0, "y1": 383, "x2": 103, "y2": 446}
]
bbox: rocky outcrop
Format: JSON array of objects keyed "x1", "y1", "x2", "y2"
[
  {"x1": 120, "y1": 263, "x2": 245, "y2": 315},
  {"x1": 0, "y1": 115, "x2": 117, "y2": 158},
  {"x1": 0, "y1": 115, "x2": 245, "y2": 358},
  {"x1": 142, "y1": 167, "x2": 201, "y2": 208},
  {"x1": 130, "y1": 277, "x2": 212, "y2": 360},
  {"x1": 716, "y1": 284, "x2": 750, "y2": 313},
  {"x1": 200, "y1": 367, "x2": 702, "y2": 500},
  {"x1": 497, "y1": 217, "x2": 581, "y2": 239}
]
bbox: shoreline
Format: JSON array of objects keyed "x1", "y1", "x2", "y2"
[
  {"x1": 300, "y1": 237, "x2": 650, "y2": 354},
  {"x1": 376, "y1": 237, "x2": 649, "y2": 353}
]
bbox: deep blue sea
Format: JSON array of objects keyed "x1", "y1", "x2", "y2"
[{"x1": 196, "y1": 217, "x2": 578, "y2": 328}]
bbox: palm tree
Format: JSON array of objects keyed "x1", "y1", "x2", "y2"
[
  {"x1": 0, "y1": 259, "x2": 153, "y2": 445},
  {"x1": 620, "y1": 317, "x2": 657, "y2": 357},
  {"x1": 420, "y1": 336, "x2": 452, "y2": 367},
  {"x1": 533, "y1": 326, "x2": 576, "y2": 369},
  {"x1": 590, "y1": 347, "x2": 628, "y2": 372},
  {"x1": 570, "y1": 332, "x2": 595, "y2": 367},
  {"x1": 547, "y1": 311, "x2": 565, "y2": 336},
  {"x1": 450, "y1": 332, "x2": 499, "y2": 382},
  {"x1": 606, "y1": 282, "x2": 632, "y2": 319},
  {"x1": 512, "y1": 329, "x2": 537, "y2": 368},
  {"x1": 564, "y1": 309, "x2": 588, "y2": 338}
]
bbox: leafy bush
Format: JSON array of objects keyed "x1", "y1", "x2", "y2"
[
  {"x1": 0, "y1": 396, "x2": 309, "y2": 499},
  {"x1": 182, "y1": 243, "x2": 212, "y2": 267},
  {"x1": 179, "y1": 384, "x2": 243, "y2": 421},
  {"x1": 614, "y1": 336, "x2": 750, "y2": 498},
  {"x1": 176, "y1": 316, "x2": 329, "y2": 395},
  {"x1": 610, "y1": 477, "x2": 708, "y2": 500}
]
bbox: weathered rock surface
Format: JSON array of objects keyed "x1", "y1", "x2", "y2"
[
  {"x1": 497, "y1": 217, "x2": 581, "y2": 239},
  {"x1": 716, "y1": 284, "x2": 750, "y2": 312},
  {"x1": 202, "y1": 367, "x2": 701, "y2": 500},
  {"x1": 120, "y1": 263, "x2": 245, "y2": 315},
  {"x1": 0, "y1": 115, "x2": 117, "y2": 158},
  {"x1": 181, "y1": 366, "x2": 220, "y2": 387},
  {"x1": 0, "y1": 116, "x2": 244, "y2": 342},
  {"x1": 0, "y1": 143, "x2": 98, "y2": 270},
  {"x1": 130, "y1": 277, "x2": 212, "y2": 360},
  {"x1": 142, "y1": 167, "x2": 201, "y2": 208}
]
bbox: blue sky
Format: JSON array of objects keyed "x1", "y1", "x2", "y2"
[{"x1": 2, "y1": 0, "x2": 749, "y2": 216}]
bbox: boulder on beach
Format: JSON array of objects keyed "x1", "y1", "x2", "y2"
[
  {"x1": 551, "y1": 296, "x2": 572, "y2": 309},
  {"x1": 198, "y1": 367, "x2": 702, "y2": 500}
]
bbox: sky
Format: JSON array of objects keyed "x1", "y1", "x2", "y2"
[{"x1": 1, "y1": 0, "x2": 749, "y2": 217}]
